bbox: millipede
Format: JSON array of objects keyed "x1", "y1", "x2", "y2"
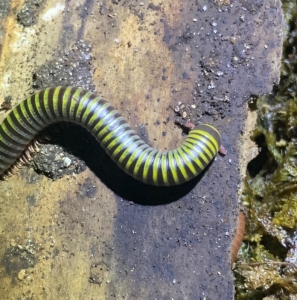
[
  {"x1": 231, "y1": 211, "x2": 246, "y2": 265},
  {"x1": 0, "y1": 86, "x2": 221, "y2": 185}
]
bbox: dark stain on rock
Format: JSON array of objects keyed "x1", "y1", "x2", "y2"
[
  {"x1": 181, "y1": 72, "x2": 188, "y2": 80},
  {"x1": 20, "y1": 169, "x2": 41, "y2": 185},
  {"x1": 1, "y1": 244, "x2": 38, "y2": 283},
  {"x1": 0, "y1": 0, "x2": 11, "y2": 21},
  {"x1": 26, "y1": 195, "x2": 36, "y2": 207},
  {"x1": 89, "y1": 261, "x2": 109, "y2": 285},
  {"x1": 180, "y1": 28, "x2": 195, "y2": 43},
  {"x1": 52, "y1": 248, "x2": 60, "y2": 258},
  {"x1": 76, "y1": 0, "x2": 94, "y2": 40},
  {"x1": 16, "y1": 0, "x2": 45, "y2": 27},
  {"x1": 33, "y1": 40, "x2": 95, "y2": 92},
  {"x1": 240, "y1": 0, "x2": 264, "y2": 13},
  {"x1": 161, "y1": 18, "x2": 173, "y2": 46},
  {"x1": 148, "y1": 3, "x2": 162, "y2": 11},
  {"x1": 80, "y1": 177, "x2": 98, "y2": 199},
  {"x1": 156, "y1": 2, "x2": 282, "y2": 129}
]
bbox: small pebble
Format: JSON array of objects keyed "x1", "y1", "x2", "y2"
[
  {"x1": 18, "y1": 270, "x2": 26, "y2": 281},
  {"x1": 63, "y1": 157, "x2": 72, "y2": 168}
]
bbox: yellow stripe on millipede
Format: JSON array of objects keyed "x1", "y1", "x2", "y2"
[
  {"x1": 143, "y1": 150, "x2": 157, "y2": 182},
  {"x1": 124, "y1": 143, "x2": 146, "y2": 170},
  {"x1": 133, "y1": 148, "x2": 150, "y2": 178},
  {"x1": 118, "y1": 136, "x2": 141, "y2": 164},
  {"x1": 173, "y1": 149, "x2": 188, "y2": 181},
  {"x1": 161, "y1": 153, "x2": 169, "y2": 185},
  {"x1": 168, "y1": 151, "x2": 179, "y2": 184},
  {"x1": 102, "y1": 119, "x2": 125, "y2": 148},
  {"x1": 85, "y1": 100, "x2": 106, "y2": 128},
  {"x1": 61, "y1": 87, "x2": 72, "y2": 116},
  {"x1": 34, "y1": 92, "x2": 47, "y2": 123},
  {"x1": 100, "y1": 117, "x2": 124, "y2": 145},
  {"x1": 74, "y1": 91, "x2": 92, "y2": 121},
  {"x1": 0, "y1": 122, "x2": 27, "y2": 144},
  {"x1": 53, "y1": 87, "x2": 61, "y2": 117},
  {"x1": 182, "y1": 142, "x2": 204, "y2": 170},
  {"x1": 105, "y1": 123, "x2": 129, "y2": 152},
  {"x1": 27, "y1": 97, "x2": 44, "y2": 129},
  {"x1": 19, "y1": 101, "x2": 42, "y2": 130},
  {"x1": 186, "y1": 137, "x2": 212, "y2": 163},
  {"x1": 81, "y1": 100, "x2": 99, "y2": 124},
  {"x1": 152, "y1": 152, "x2": 162, "y2": 185},
  {"x1": 0, "y1": 132, "x2": 24, "y2": 150},
  {"x1": 110, "y1": 130, "x2": 135, "y2": 157},
  {"x1": 192, "y1": 130, "x2": 219, "y2": 153},
  {"x1": 68, "y1": 89, "x2": 82, "y2": 119},
  {"x1": 43, "y1": 88, "x2": 54, "y2": 119},
  {"x1": 91, "y1": 104, "x2": 115, "y2": 137},
  {"x1": 177, "y1": 147, "x2": 196, "y2": 176},
  {"x1": 6, "y1": 115, "x2": 32, "y2": 139}
]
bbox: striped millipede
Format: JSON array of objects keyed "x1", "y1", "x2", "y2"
[
  {"x1": 231, "y1": 211, "x2": 246, "y2": 265},
  {"x1": 0, "y1": 86, "x2": 221, "y2": 185}
]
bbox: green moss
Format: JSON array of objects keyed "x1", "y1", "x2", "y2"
[
  {"x1": 273, "y1": 199, "x2": 297, "y2": 229},
  {"x1": 235, "y1": 1, "x2": 297, "y2": 298}
]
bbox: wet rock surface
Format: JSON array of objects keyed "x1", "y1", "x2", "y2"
[{"x1": 0, "y1": 1, "x2": 283, "y2": 299}]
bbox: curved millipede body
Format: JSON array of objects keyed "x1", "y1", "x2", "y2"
[
  {"x1": 231, "y1": 211, "x2": 246, "y2": 264},
  {"x1": 0, "y1": 87, "x2": 221, "y2": 185}
]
